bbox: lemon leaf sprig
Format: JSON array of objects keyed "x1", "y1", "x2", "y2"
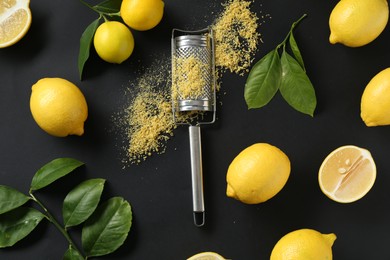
[
  {"x1": 78, "y1": 0, "x2": 122, "y2": 80},
  {"x1": 79, "y1": 18, "x2": 101, "y2": 80},
  {"x1": 244, "y1": 14, "x2": 317, "y2": 117},
  {"x1": 0, "y1": 158, "x2": 132, "y2": 259}
]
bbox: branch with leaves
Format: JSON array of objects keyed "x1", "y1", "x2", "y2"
[
  {"x1": 78, "y1": 0, "x2": 123, "y2": 79},
  {"x1": 244, "y1": 14, "x2": 317, "y2": 117},
  {"x1": 0, "y1": 158, "x2": 132, "y2": 259}
]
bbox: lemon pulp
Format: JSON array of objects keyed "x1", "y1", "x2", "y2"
[
  {"x1": 318, "y1": 145, "x2": 376, "y2": 203},
  {"x1": 0, "y1": 0, "x2": 32, "y2": 48}
]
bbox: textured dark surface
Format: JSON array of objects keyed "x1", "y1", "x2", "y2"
[{"x1": 1, "y1": 0, "x2": 390, "y2": 259}]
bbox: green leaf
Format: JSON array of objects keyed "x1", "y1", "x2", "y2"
[
  {"x1": 244, "y1": 49, "x2": 282, "y2": 109},
  {"x1": 82, "y1": 197, "x2": 132, "y2": 257},
  {"x1": 280, "y1": 51, "x2": 316, "y2": 116},
  {"x1": 63, "y1": 246, "x2": 84, "y2": 260},
  {"x1": 30, "y1": 158, "x2": 84, "y2": 191},
  {"x1": 78, "y1": 18, "x2": 100, "y2": 80},
  {"x1": 63, "y1": 179, "x2": 106, "y2": 228},
  {"x1": 289, "y1": 32, "x2": 305, "y2": 70},
  {"x1": 0, "y1": 185, "x2": 30, "y2": 214},
  {"x1": 0, "y1": 207, "x2": 45, "y2": 247},
  {"x1": 94, "y1": 0, "x2": 122, "y2": 13}
]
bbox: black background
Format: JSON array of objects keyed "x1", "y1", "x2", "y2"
[{"x1": 1, "y1": 0, "x2": 390, "y2": 259}]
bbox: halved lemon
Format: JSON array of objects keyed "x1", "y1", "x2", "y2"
[
  {"x1": 0, "y1": 0, "x2": 32, "y2": 48},
  {"x1": 187, "y1": 251, "x2": 226, "y2": 260},
  {"x1": 318, "y1": 145, "x2": 376, "y2": 203}
]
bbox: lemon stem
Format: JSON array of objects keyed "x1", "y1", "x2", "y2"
[
  {"x1": 29, "y1": 192, "x2": 85, "y2": 259},
  {"x1": 276, "y1": 14, "x2": 307, "y2": 50},
  {"x1": 79, "y1": 0, "x2": 121, "y2": 19}
]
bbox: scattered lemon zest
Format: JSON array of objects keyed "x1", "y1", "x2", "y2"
[
  {"x1": 212, "y1": 0, "x2": 264, "y2": 76},
  {"x1": 173, "y1": 55, "x2": 209, "y2": 101},
  {"x1": 121, "y1": 59, "x2": 175, "y2": 164},
  {"x1": 118, "y1": 0, "x2": 269, "y2": 165}
]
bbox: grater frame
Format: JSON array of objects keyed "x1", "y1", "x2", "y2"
[{"x1": 171, "y1": 27, "x2": 217, "y2": 126}]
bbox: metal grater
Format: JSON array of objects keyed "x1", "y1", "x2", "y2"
[{"x1": 171, "y1": 27, "x2": 216, "y2": 227}]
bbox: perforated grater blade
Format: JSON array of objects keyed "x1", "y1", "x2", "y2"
[
  {"x1": 171, "y1": 27, "x2": 216, "y2": 227},
  {"x1": 172, "y1": 28, "x2": 216, "y2": 121}
]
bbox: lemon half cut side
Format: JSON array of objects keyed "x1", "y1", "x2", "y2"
[
  {"x1": 318, "y1": 145, "x2": 376, "y2": 203},
  {"x1": 0, "y1": 0, "x2": 32, "y2": 48},
  {"x1": 187, "y1": 251, "x2": 226, "y2": 260}
]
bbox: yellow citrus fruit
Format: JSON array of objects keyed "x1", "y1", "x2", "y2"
[
  {"x1": 226, "y1": 143, "x2": 290, "y2": 204},
  {"x1": 93, "y1": 21, "x2": 134, "y2": 64},
  {"x1": 120, "y1": 0, "x2": 164, "y2": 31},
  {"x1": 187, "y1": 252, "x2": 226, "y2": 260},
  {"x1": 270, "y1": 229, "x2": 336, "y2": 260},
  {"x1": 0, "y1": 0, "x2": 32, "y2": 48},
  {"x1": 318, "y1": 145, "x2": 376, "y2": 203},
  {"x1": 329, "y1": 0, "x2": 389, "y2": 47},
  {"x1": 361, "y1": 68, "x2": 390, "y2": 126},
  {"x1": 30, "y1": 78, "x2": 88, "y2": 137}
]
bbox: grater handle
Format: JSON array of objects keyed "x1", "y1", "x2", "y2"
[{"x1": 189, "y1": 125, "x2": 205, "y2": 227}]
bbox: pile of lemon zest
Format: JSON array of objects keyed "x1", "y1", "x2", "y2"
[
  {"x1": 212, "y1": 0, "x2": 261, "y2": 76},
  {"x1": 173, "y1": 55, "x2": 209, "y2": 100}
]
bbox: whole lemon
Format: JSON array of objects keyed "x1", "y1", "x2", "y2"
[
  {"x1": 93, "y1": 21, "x2": 134, "y2": 64},
  {"x1": 329, "y1": 0, "x2": 389, "y2": 47},
  {"x1": 30, "y1": 78, "x2": 88, "y2": 137},
  {"x1": 361, "y1": 68, "x2": 390, "y2": 126},
  {"x1": 270, "y1": 229, "x2": 337, "y2": 260},
  {"x1": 226, "y1": 143, "x2": 290, "y2": 204},
  {"x1": 120, "y1": 0, "x2": 164, "y2": 31}
]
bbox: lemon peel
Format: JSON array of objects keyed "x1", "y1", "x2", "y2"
[
  {"x1": 30, "y1": 78, "x2": 88, "y2": 137},
  {"x1": 120, "y1": 0, "x2": 164, "y2": 31},
  {"x1": 270, "y1": 229, "x2": 336, "y2": 260},
  {"x1": 361, "y1": 68, "x2": 390, "y2": 126},
  {"x1": 226, "y1": 143, "x2": 290, "y2": 204},
  {"x1": 329, "y1": 0, "x2": 389, "y2": 47},
  {"x1": 93, "y1": 21, "x2": 134, "y2": 64}
]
